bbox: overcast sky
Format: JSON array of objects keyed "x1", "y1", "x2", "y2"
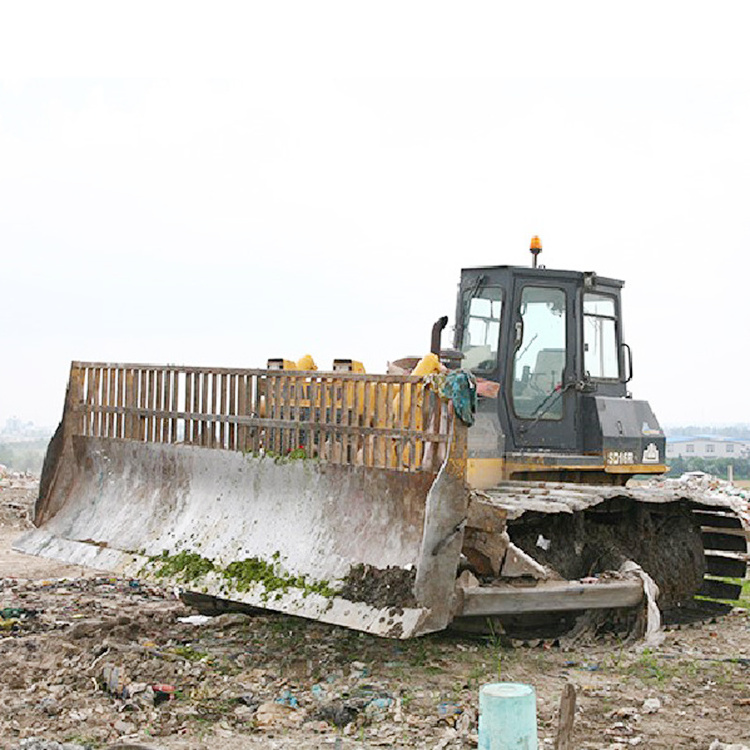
[{"x1": 1, "y1": 3, "x2": 749, "y2": 429}]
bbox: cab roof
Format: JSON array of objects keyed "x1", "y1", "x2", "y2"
[{"x1": 460, "y1": 265, "x2": 624, "y2": 288}]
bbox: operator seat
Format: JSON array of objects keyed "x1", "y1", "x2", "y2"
[{"x1": 530, "y1": 348, "x2": 565, "y2": 394}]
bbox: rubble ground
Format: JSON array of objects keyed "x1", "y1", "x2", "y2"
[{"x1": 2, "y1": 471, "x2": 750, "y2": 749}]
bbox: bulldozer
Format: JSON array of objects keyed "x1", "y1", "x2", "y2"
[{"x1": 16, "y1": 238, "x2": 749, "y2": 639}]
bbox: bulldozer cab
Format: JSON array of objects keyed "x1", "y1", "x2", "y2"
[{"x1": 455, "y1": 265, "x2": 633, "y2": 461}]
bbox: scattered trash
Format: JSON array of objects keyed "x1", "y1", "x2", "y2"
[
  {"x1": 349, "y1": 660, "x2": 369, "y2": 679},
  {"x1": 113, "y1": 718, "x2": 137, "y2": 734},
  {"x1": 1, "y1": 605, "x2": 40, "y2": 632},
  {"x1": 11, "y1": 740, "x2": 89, "y2": 750},
  {"x1": 609, "y1": 707, "x2": 640, "y2": 719},
  {"x1": 314, "y1": 701, "x2": 359, "y2": 728},
  {"x1": 178, "y1": 614, "x2": 212, "y2": 625},
  {"x1": 39, "y1": 697, "x2": 60, "y2": 716},
  {"x1": 1, "y1": 474, "x2": 749, "y2": 747},
  {"x1": 123, "y1": 681, "x2": 154, "y2": 705},
  {"x1": 255, "y1": 700, "x2": 305, "y2": 729},
  {"x1": 234, "y1": 703, "x2": 257, "y2": 722},
  {"x1": 101, "y1": 665, "x2": 128, "y2": 697},
  {"x1": 621, "y1": 560, "x2": 666, "y2": 650},
  {"x1": 437, "y1": 701, "x2": 464, "y2": 726},
  {"x1": 1, "y1": 606, "x2": 37, "y2": 619},
  {"x1": 205, "y1": 612, "x2": 253, "y2": 628},
  {"x1": 365, "y1": 695, "x2": 394, "y2": 713},
  {"x1": 606, "y1": 721, "x2": 632, "y2": 736},
  {"x1": 561, "y1": 660, "x2": 600, "y2": 671},
  {"x1": 276, "y1": 688, "x2": 299, "y2": 707},
  {"x1": 151, "y1": 683, "x2": 176, "y2": 705}
]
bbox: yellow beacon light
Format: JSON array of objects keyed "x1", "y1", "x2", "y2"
[{"x1": 530, "y1": 235, "x2": 542, "y2": 267}]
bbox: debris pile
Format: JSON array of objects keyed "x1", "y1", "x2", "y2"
[
  {"x1": 0, "y1": 466, "x2": 37, "y2": 529},
  {"x1": 646, "y1": 471, "x2": 750, "y2": 503},
  {"x1": 2, "y1": 477, "x2": 750, "y2": 748}
]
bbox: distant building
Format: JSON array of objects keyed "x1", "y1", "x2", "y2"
[
  {"x1": 0, "y1": 417, "x2": 52, "y2": 442},
  {"x1": 666, "y1": 436, "x2": 750, "y2": 459},
  {"x1": 2, "y1": 417, "x2": 34, "y2": 435}
]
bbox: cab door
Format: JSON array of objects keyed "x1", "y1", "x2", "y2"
[{"x1": 505, "y1": 278, "x2": 578, "y2": 451}]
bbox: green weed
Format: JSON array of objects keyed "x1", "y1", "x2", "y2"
[
  {"x1": 628, "y1": 648, "x2": 671, "y2": 683},
  {"x1": 150, "y1": 550, "x2": 215, "y2": 582},
  {"x1": 409, "y1": 639, "x2": 430, "y2": 667},
  {"x1": 144, "y1": 548, "x2": 339, "y2": 602},
  {"x1": 170, "y1": 644, "x2": 210, "y2": 662},
  {"x1": 223, "y1": 554, "x2": 338, "y2": 601},
  {"x1": 467, "y1": 664, "x2": 486, "y2": 690}
]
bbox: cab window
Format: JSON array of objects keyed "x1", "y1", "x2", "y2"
[
  {"x1": 460, "y1": 286, "x2": 502, "y2": 371},
  {"x1": 584, "y1": 293, "x2": 619, "y2": 379}
]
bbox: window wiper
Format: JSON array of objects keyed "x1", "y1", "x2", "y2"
[
  {"x1": 517, "y1": 333, "x2": 538, "y2": 360},
  {"x1": 467, "y1": 274, "x2": 487, "y2": 300}
]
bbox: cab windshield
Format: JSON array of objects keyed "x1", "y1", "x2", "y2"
[{"x1": 512, "y1": 286, "x2": 566, "y2": 420}]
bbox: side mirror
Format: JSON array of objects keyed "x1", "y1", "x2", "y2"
[{"x1": 621, "y1": 342, "x2": 633, "y2": 383}]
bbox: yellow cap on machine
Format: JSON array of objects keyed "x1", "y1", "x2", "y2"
[{"x1": 296, "y1": 354, "x2": 317, "y2": 371}]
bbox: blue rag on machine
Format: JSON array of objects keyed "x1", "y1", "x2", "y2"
[{"x1": 441, "y1": 371, "x2": 477, "y2": 426}]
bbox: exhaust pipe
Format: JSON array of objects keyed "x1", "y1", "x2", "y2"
[{"x1": 431, "y1": 316, "x2": 448, "y2": 355}]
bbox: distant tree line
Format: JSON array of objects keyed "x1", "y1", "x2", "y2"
[
  {"x1": 0, "y1": 440, "x2": 48, "y2": 474},
  {"x1": 665, "y1": 455, "x2": 750, "y2": 480}
]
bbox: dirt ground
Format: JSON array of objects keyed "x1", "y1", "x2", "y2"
[{"x1": 2, "y1": 475, "x2": 750, "y2": 750}]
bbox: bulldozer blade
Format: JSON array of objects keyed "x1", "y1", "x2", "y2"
[{"x1": 15, "y1": 363, "x2": 470, "y2": 639}]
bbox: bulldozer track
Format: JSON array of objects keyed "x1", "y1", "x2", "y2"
[{"x1": 475, "y1": 480, "x2": 750, "y2": 608}]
